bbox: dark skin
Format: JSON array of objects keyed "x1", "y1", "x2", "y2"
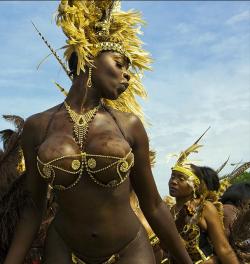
[
  {"x1": 4, "y1": 51, "x2": 192, "y2": 264},
  {"x1": 169, "y1": 171, "x2": 239, "y2": 264},
  {"x1": 130, "y1": 191, "x2": 164, "y2": 264}
]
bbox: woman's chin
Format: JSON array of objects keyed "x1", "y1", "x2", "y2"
[
  {"x1": 104, "y1": 91, "x2": 123, "y2": 100},
  {"x1": 169, "y1": 189, "x2": 178, "y2": 197}
]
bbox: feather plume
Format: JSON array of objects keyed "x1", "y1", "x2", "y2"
[
  {"x1": 216, "y1": 156, "x2": 230, "y2": 174},
  {"x1": 2, "y1": 115, "x2": 24, "y2": 132},
  {"x1": 0, "y1": 129, "x2": 14, "y2": 151},
  {"x1": 31, "y1": 21, "x2": 73, "y2": 81},
  {"x1": 229, "y1": 162, "x2": 250, "y2": 182},
  {"x1": 0, "y1": 115, "x2": 25, "y2": 198},
  {"x1": 220, "y1": 161, "x2": 250, "y2": 181},
  {"x1": 176, "y1": 127, "x2": 210, "y2": 166}
]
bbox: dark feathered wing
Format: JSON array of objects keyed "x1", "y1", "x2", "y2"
[{"x1": 0, "y1": 115, "x2": 27, "y2": 261}]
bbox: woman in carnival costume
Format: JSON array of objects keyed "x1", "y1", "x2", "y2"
[
  {"x1": 3, "y1": 1, "x2": 193, "y2": 264},
  {"x1": 164, "y1": 129, "x2": 239, "y2": 264}
]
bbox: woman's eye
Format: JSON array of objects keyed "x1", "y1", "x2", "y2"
[{"x1": 116, "y1": 61, "x2": 123, "y2": 69}]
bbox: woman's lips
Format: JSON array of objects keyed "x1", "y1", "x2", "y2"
[
  {"x1": 169, "y1": 186, "x2": 178, "y2": 193},
  {"x1": 117, "y1": 83, "x2": 128, "y2": 93}
]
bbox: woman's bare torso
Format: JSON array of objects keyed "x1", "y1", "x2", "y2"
[{"x1": 36, "y1": 105, "x2": 141, "y2": 257}]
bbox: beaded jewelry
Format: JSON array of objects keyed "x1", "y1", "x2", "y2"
[{"x1": 64, "y1": 101, "x2": 101, "y2": 150}]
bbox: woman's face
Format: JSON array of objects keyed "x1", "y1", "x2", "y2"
[
  {"x1": 92, "y1": 51, "x2": 130, "y2": 100},
  {"x1": 168, "y1": 171, "x2": 193, "y2": 198}
]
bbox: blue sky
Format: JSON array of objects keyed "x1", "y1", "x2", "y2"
[{"x1": 0, "y1": 1, "x2": 250, "y2": 195}]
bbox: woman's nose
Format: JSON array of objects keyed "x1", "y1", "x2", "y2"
[
  {"x1": 123, "y1": 71, "x2": 130, "y2": 82},
  {"x1": 170, "y1": 178, "x2": 178, "y2": 185}
]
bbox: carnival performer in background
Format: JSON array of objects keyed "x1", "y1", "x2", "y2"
[
  {"x1": 221, "y1": 182, "x2": 250, "y2": 263},
  {"x1": 165, "y1": 130, "x2": 239, "y2": 264},
  {"x1": 3, "y1": 1, "x2": 193, "y2": 264},
  {"x1": 221, "y1": 182, "x2": 250, "y2": 238}
]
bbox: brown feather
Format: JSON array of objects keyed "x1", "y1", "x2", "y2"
[
  {"x1": 2, "y1": 115, "x2": 24, "y2": 132},
  {"x1": 216, "y1": 156, "x2": 230, "y2": 174},
  {"x1": 0, "y1": 129, "x2": 14, "y2": 151}
]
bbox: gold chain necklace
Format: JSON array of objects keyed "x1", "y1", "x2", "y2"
[
  {"x1": 173, "y1": 205, "x2": 183, "y2": 220},
  {"x1": 64, "y1": 101, "x2": 101, "y2": 150}
]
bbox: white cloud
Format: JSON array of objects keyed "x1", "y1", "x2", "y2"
[
  {"x1": 175, "y1": 23, "x2": 195, "y2": 34},
  {"x1": 226, "y1": 10, "x2": 250, "y2": 25},
  {"x1": 144, "y1": 47, "x2": 250, "y2": 195}
]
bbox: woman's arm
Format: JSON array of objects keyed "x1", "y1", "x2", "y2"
[
  {"x1": 203, "y1": 201, "x2": 239, "y2": 264},
  {"x1": 4, "y1": 115, "x2": 48, "y2": 264},
  {"x1": 128, "y1": 115, "x2": 192, "y2": 264}
]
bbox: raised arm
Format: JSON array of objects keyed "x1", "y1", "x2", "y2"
[
  {"x1": 128, "y1": 115, "x2": 192, "y2": 264},
  {"x1": 4, "y1": 115, "x2": 48, "y2": 264},
  {"x1": 203, "y1": 201, "x2": 239, "y2": 264}
]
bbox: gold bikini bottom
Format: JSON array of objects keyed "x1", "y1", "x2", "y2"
[
  {"x1": 161, "y1": 254, "x2": 214, "y2": 264},
  {"x1": 72, "y1": 253, "x2": 119, "y2": 264}
]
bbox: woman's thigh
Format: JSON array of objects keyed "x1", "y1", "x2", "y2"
[{"x1": 43, "y1": 224, "x2": 73, "y2": 264}]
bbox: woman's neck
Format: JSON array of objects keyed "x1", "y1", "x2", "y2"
[
  {"x1": 175, "y1": 194, "x2": 194, "y2": 209},
  {"x1": 65, "y1": 71, "x2": 101, "y2": 112}
]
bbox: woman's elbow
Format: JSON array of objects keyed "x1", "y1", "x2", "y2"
[{"x1": 140, "y1": 198, "x2": 163, "y2": 219}]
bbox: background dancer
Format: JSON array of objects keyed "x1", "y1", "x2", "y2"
[{"x1": 165, "y1": 132, "x2": 239, "y2": 264}]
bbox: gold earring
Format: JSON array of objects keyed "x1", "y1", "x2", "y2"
[{"x1": 87, "y1": 67, "x2": 92, "y2": 88}]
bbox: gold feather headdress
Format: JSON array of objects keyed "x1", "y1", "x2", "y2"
[
  {"x1": 35, "y1": 0, "x2": 151, "y2": 121},
  {"x1": 171, "y1": 127, "x2": 210, "y2": 189}
]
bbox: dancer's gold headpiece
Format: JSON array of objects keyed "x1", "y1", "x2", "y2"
[
  {"x1": 171, "y1": 128, "x2": 210, "y2": 189},
  {"x1": 55, "y1": 0, "x2": 151, "y2": 120}
]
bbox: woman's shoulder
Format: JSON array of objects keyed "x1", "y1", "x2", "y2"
[
  {"x1": 25, "y1": 104, "x2": 61, "y2": 127},
  {"x1": 22, "y1": 104, "x2": 62, "y2": 143},
  {"x1": 104, "y1": 105, "x2": 142, "y2": 127},
  {"x1": 202, "y1": 200, "x2": 220, "y2": 217},
  {"x1": 104, "y1": 106, "x2": 146, "y2": 146}
]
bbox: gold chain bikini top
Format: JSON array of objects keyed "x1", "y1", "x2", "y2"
[{"x1": 36, "y1": 104, "x2": 134, "y2": 191}]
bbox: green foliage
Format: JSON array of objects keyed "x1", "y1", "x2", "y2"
[{"x1": 231, "y1": 171, "x2": 250, "y2": 184}]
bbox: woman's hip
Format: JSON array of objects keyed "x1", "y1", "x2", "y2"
[{"x1": 43, "y1": 223, "x2": 155, "y2": 264}]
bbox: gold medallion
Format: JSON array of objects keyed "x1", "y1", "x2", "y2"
[
  {"x1": 120, "y1": 161, "x2": 129, "y2": 172},
  {"x1": 43, "y1": 166, "x2": 52, "y2": 178},
  {"x1": 72, "y1": 159, "x2": 81, "y2": 170},
  {"x1": 87, "y1": 158, "x2": 97, "y2": 169}
]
